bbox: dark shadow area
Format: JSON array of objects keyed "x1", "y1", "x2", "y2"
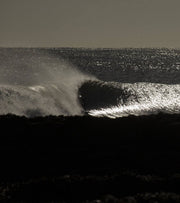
[
  {"x1": 0, "y1": 113, "x2": 179, "y2": 201},
  {"x1": 78, "y1": 80, "x2": 136, "y2": 111}
]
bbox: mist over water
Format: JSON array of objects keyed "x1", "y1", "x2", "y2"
[{"x1": 0, "y1": 49, "x2": 93, "y2": 117}]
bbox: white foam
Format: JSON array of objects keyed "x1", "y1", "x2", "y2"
[{"x1": 88, "y1": 82, "x2": 180, "y2": 118}]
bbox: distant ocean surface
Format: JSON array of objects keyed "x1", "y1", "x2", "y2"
[{"x1": 1, "y1": 48, "x2": 180, "y2": 118}]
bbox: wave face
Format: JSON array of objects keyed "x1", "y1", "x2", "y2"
[
  {"x1": 79, "y1": 81, "x2": 180, "y2": 118},
  {"x1": 1, "y1": 48, "x2": 180, "y2": 118}
]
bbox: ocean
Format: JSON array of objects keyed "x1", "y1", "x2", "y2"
[
  {"x1": 0, "y1": 48, "x2": 180, "y2": 202},
  {"x1": 1, "y1": 48, "x2": 180, "y2": 118}
]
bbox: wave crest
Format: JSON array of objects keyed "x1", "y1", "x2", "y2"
[{"x1": 79, "y1": 81, "x2": 180, "y2": 118}]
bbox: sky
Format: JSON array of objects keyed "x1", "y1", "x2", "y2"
[{"x1": 0, "y1": 0, "x2": 180, "y2": 48}]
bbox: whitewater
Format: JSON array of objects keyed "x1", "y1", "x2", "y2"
[
  {"x1": 0, "y1": 48, "x2": 93, "y2": 116},
  {"x1": 1, "y1": 48, "x2": 180, "y2": 118}
]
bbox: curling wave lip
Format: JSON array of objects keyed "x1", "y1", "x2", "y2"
[{"x1": 79, "y1": 81, "x2": 180, "y2": 118}]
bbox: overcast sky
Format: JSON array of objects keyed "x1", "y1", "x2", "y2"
[{"x1": 0, "y1": 0, "x2": 180, "y2": 48}]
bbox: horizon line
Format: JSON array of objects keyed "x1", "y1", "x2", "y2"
[{"x1": 0, "y1": 46, "x2": 179, "y2": 50}]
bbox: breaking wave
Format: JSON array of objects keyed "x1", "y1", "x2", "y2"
[
  {"x1": 1, "y1": 49, "x2": 180, "y2": 118},
  {"x1": 79, "y1": 81, "x2": 180, "y2": 118},
  {"x1": 1, "y1": 74, "x2": 180, "y2": 118}
]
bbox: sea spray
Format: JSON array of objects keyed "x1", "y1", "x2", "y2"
[{"x1": 0, "y1": 49, "x2": 94, "y2": 117}]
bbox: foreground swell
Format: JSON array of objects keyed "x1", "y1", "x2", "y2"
[{"x1": 0, "y1": 113, "x2": 180, "y2": 201}]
